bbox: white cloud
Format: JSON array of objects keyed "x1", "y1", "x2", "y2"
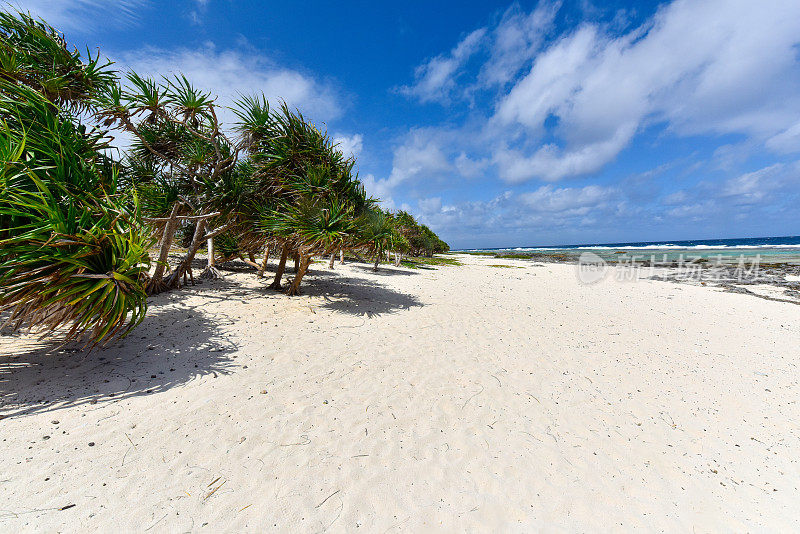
[
  {"x1": 417, "y1": 184, "x2": 620, "y2": 243},
  {"x1": 719, "y1": 163, "x2": 798, "y2": 205},
  {"x1": 478, "y1": 1, "x2": 562, "y2": 87},
  {"x1": 766, "y1": 121, "x2": 800, "y2": 154},
  {"x1": 454, "y1": 152, "x2": 489, "y2": 178},
  {"x1": 490, "y1": 0, "x2": 800, "y2": 181},
  {"x1": 365, "y1": 129, "x2": 453, "y2": 201},
  {"x1": 493, "y1": 122, "x2": 635, "y2": 182},
  {"x1": 114, "y1": 44, "x2": 343, "y2": 126},
  {"x1": 661, "y1": 161, "x2": 800, "y2": 220},
  {"x1": 397, "y1": 0, "x2": 800, "y2": 185},
  {"x1": 519, "y1": 184, "x2": 617, "y2": 214},
  {"x1": 398, "y1": 1, "x2": 562, "y2": 103},
  {"x1": 332, "y1": 133, "x2": 363, "y2": 159},
  {"x1": 666, "y1": 201, "x2": 715, "y2": 219},
  {"x1": 11, "y1": 0, "x2": 147, "y2": 31},
  {"x1": 662, "y1": 190, "x2": 688, "y2": 206},
  {"x1": 397, "y1": 28, "x2": 487, "y2": 104},
  {"x1": 418, "y1": 197, "x2": 443, "y2": 215}
]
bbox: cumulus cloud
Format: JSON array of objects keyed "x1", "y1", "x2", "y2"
[
  {"x1": 662, "y1": 161, "x2": 800, "y2": 221},
  {"x1": 454, "y1": 152, "x2": 489, "y2": 178},
  {"x1": 396, "y1": 0, "x2": 800, "y2": 187},
  {"x1": 114, "y1": 44, "x2": 343, "y2": 125},
  {"x1": 491, "y1": 0, "x2": 800, "y2": 181},
  {"x1": 364, "y1": 129, "x2": 454, "y2": 203},
  {"x1": 518, "y1": 184, "x2": 618, "y2": 214},
  {"x1": 416, "y1": 184, "x2": 621, "y2": 243},
  {"x1": 418, "y1": 197, "x2": 443, "y2": 215},
  {"x1": 332, "y1": 133, "x2": 363, "y2": 159}
]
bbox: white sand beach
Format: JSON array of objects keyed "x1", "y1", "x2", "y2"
[{"x1": 2, "y1": 254, "x2": 799, "y2": 532}]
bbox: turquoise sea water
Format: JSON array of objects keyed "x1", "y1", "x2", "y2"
[{"x1": 462, "y1": 236, "x2": 800, "y2": 264}]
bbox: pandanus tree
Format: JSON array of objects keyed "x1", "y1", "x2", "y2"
[
  {"x1": 93, "y1": 73, "x2": 241, "y2": 293},
  {"x1": 0, "y1": 8, "x2": 450, "y2": 351},
  {"x1": 359, "y1": 209, "x2": 395, "y2": 271},
  {"x1": 389, "y1": 210, "x2": 449, "y2": 257},
  {"x1": 0, "y1": 10, "x2": 115, "y2": 111},
  {"x1": 0, "y1": 46, "x2": 151, "y2": 345},
  {"x1": 261, "y1": 196, "x2": 356, "y2": 295},
  {"x1": 235, "y1": 99, "x2": 375, "y2": 291}
]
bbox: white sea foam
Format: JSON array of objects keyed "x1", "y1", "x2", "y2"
[{"x1": 477, "y1": 244, "x2": 800, "y2": 252}]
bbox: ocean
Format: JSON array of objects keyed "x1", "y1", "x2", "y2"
[{"x1": 461, "y1": 235, "x2": 800, "y2": 264}]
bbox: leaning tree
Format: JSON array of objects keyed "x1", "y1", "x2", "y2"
[
  {"x1": 0, "y1": 11, "x2": 151, "y2": 344},
  {"x1": 93, "y1": 73, "x2": 242, "y2": 293}
]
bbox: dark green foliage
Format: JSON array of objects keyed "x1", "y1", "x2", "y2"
[
  {"x1": 0, "y1": 10, "x2": 115, "y2": 110},
  {"x1": 0, "y1": 80, "x2": 151, "y2": 345},
  {"x1": 388, "y1": 211, "x2": 449, "y2": 256}
]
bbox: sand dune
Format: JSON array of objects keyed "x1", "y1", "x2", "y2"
[{"x1": 2, "y1": 254, "x2": 799, "y2": 531}]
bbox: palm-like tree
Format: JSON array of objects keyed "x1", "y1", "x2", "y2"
[
  {"x1": 0, "y1": 77, "x2": 151, "y2": 345},
  {"x1": 94, "y1": 73, "x2": 241, "y2": 292},
  {"x1": 261, "y1": 196, "x2": 355, "y2": 295},
  {"x1": 235, "y1": 100, "x2": 376, "y2": 292},
  {"x1": 359, "y1": 210, "x2": 395, "y2": 271},
  {"x1": 0, "y1": 10, "x2": 114, "y2": 111},
  {"x1": 2, "y1": 7, "x2": 453, "y2": 346}
]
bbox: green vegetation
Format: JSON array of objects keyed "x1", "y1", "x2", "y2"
[
  {"x1": 494, "y1": 253, "x2": 533, "y2": 259},
  {"x1": 0, "y1": 13, "x2": 150, "y2": 345},
  {"x1": 400, "y1": 256, "x2": 462, "y2": 269},
  {"x1": 0, "y1": 9, "x2": 449, "y2": 344}
]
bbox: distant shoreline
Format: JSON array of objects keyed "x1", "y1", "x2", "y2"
[{"x1": 455, "y1": 234, "x2": 800, "y2": 253}]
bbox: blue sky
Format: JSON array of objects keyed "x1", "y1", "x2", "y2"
[{"x1": 14, "y1": 0, "x2": 800, "y2": 249}]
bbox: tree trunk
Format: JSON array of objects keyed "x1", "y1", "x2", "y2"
[
  {"x1": 199, "y1": 236, "x2": 224, "y2": 279},
  {"x1": 373, "y1": 255, "x2": 379, "y2": 271},
  {"x1": 147, "y1": 202, "x2": 181, "y2": 294},
  {"x1": 257, "y1": 244, "x2": 270, "y2": 278},
  {"x1": 394, "y1": 252, "x2": 402, "y2": 267},
  {"x1": 328, "y1": 252, "x2": 336, "y2": 269},
  {"x1": 293, "y1": 253, "x2": 300, "y2": 273},
  {"x1": 163, "y1": 219, "x2": 207, "y2": 289},
  {"x1": 248, "y1": 251, "x2": 257, "y2": 263},
  {"x1": 268, "y1": 244, "x2": 290, "y2": 290},
  {"x1": 339, "y1": 249, "x2": 345, "y2": 264},
  {"x1": 287, "y1": 255, "x2": 311, "y2": 296}
]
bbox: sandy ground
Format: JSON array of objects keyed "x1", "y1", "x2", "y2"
[{"x1": 1, "y1": 254, "x2": 799, "y2": 532}]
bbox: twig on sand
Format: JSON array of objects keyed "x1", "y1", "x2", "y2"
[
  {"x1": 518, "y1": 430, "x2": 543, "y2": 442},
  {"x1": 280, "y1": 435, "x2": 311, "y2": 446},
  {"x1": 461, "y1": 384, "x2": 484, "y2": 409},
  {"x1": 145, "y1": 513, "x2": 168, "y2": 531},
  {"x1": 316, "y1": 489, "x2": 340, "y2": 508},
  {"x1": 204, "y1": 479, "x2": 226, "y2": 500},
  {"x1": 527, "y1": 393, "x2": 541, "y2": 404}
]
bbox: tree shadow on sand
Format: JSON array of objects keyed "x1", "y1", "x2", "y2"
[
  {"x1": 347, "y1": 264, "x2": 421, "y2": 276},
  {"x1": 0, "y1": 303, "x2": 237, "y2": 419},
  {"x1": 299, "y1": 268, "x2": 423, "y2": 317}
]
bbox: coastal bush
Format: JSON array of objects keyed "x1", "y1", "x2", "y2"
[{"x1": 0, "y1": 81, "x2": 151, "y2": 345}]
